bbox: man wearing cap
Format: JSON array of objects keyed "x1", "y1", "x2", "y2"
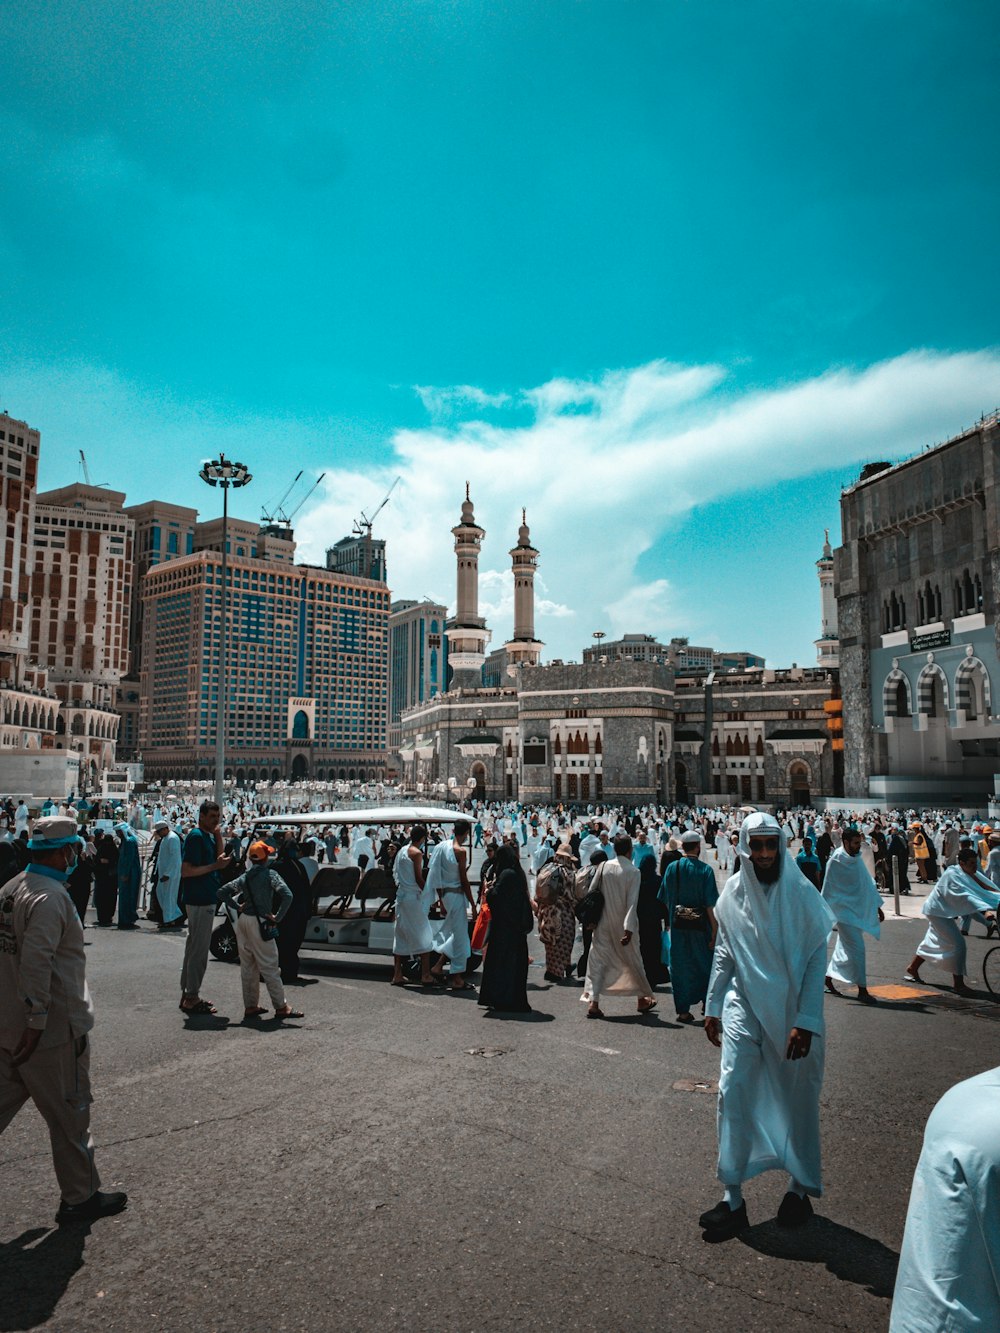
[
  {"x1": 0, "y1": 816, "x2": 127, "y2": 1224},
  {"x1": 700, "y1": 812, "x2": 834, "y2": 1242},
  {"x1": 179, "y1": 800, "x2": 232, "y2": 1015},
  {"x1": 659, "y1": 830, "x2": 719, "y2": 1023},
  {"x1": 218, "y1": 842, "x2": 301, "y2": 1020},
  {"x1": 152, "y1": 820, "x2": 184, "y2": 929}
]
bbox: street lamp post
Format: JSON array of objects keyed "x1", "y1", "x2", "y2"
[{"x1": 199, "y1": 455, "x2": 252, "y2": 807}]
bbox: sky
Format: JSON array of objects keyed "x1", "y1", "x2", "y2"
[{"x1": 2, "y1": 1, "x2": 999, "y2": 668}]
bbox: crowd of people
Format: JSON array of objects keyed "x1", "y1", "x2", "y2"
[{"x1": 2, "y1": 790, "x2": 999, "y2": 1326}]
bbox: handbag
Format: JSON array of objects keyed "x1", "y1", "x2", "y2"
[
  {"x1": 574, "y1": 865, "x2": 606, "y2": 928},
  {"x1": 471, "y1": 901, "x2": 491, "y2": 951},
  {"x1": 673, "y1": 903, "x2": 707, "y2": 931}
]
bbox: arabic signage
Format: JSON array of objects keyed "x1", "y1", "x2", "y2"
[{"x1": 910, "y1": 629, "x2": 951, "y2": 652}]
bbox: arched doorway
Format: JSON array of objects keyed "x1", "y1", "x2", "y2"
[
  {"x1": 291, "y1": 754, "x2": 308, "y2": 780},
  {"x1": 471, "y1": 761, "x2": 487, "y2": 802},
  {"x1": 788, "y1": 761, "x2": 811, "y2": 807},
  {"x1": 674, "y1": 759, "x2": 689, "y2": 805}
]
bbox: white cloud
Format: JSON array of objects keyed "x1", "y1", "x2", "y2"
[
  {"x1": 414, "y1": 383, "x2": 512, "y2": 419},
  {"x1": 297, "y1": 348, "x2": 1000, "y2": 662}
]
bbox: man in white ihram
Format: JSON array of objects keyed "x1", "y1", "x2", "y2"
[
  {"x1": 822, "y1": 825, "x2": 884, "y2": 1005},
  {"x1": 427, "y1": 821, "x2": 477, "y2": 991},
  {"x1": 700, "y1": 812, "x2": 835, "y2": 1241}
]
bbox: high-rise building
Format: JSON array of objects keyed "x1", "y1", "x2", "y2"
[
  {"x1": 0, "y1": 412, "x2": 69, "y2": 794},
  {"x1": 117, "y1": 500, "x2": 198, "y2": 758},
  {"x1": 29, "y1": 482, "x2": 134, "y2": 786},
  {"x1": 327, "y1": 533, "x2": 387, "y2": 583},
  {"x1": 139, "y1": 549, "x2": 390, "y2": 783},
  {"x1": 388, "y1": 599, "x2": 448, "y2": 754}
]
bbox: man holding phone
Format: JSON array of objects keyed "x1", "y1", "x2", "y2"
[{"x1": 179, "y1": 800, "x2": 232, "y2": 1016}]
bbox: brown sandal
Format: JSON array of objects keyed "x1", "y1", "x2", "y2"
[{"x1": 274, "y1": 1006, "x2": 304, "y2": 1020}]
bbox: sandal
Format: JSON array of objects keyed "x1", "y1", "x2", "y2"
[
  {"x1": 449, "y1": 980, "x2": 476, "y2": 992},
  {"x1": 586, "y1": 1006, "x2": 604, "y2": 1019},
  {"x1": 391, "y1": 978, "x2": 408, "y2": 987},
  {"x1": 638, "y1": 998, "x2": 657, "y2": 1014},
  {"x1": 274, "y1": 1007, "x2": 304, "y2": 1019},
  {"x1": 180, "y1": 998, "x2": 217, "y2": 1015},
  {"x1": 244, "y1": 1006, "x2": 268, "y2": 1018}
]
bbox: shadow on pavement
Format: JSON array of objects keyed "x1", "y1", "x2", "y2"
[
  {"x1": 181, "y1": 1014, "x2": 231, "y2": 1031},
  {"x1": 740, "y1": 1215, "x2": 899, "y2": 1299},
  {"x1": 482, "y1": 1009, "x2": 555, "y2": 1023},
  {"x1": 0, "y1": 1225, "x2": 89, "y2": 1330}
]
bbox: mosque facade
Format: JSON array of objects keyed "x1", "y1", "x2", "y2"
[{"x1": 397, "y1": 492, "x2": 841, "y2": 808}]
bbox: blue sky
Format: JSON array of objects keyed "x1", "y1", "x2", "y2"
[{"x1": 2, "y1": 1, "x2": 999, "y2": 666}]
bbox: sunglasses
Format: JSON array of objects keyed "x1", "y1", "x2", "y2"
[{"x1": 748, "y1": 838, "x2": 780, "y2": 851}]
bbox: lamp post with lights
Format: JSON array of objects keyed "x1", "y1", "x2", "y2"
[{"x1": 199, "y1": 455, "x2": 252, "y2": 806}]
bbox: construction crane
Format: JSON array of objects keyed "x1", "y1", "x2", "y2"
[
  {"x1": 78, "y1": 450, "x2": 108, "y2": 488},
  {"x1": 261, "y1": 470, "x2": 303, "y2": 526},
  {"x1": 286, "y1": 473, "x2": 326, "y2": 523},
  {"x1": 353, "y1": 476, "x2": 400, "y2": 579}
]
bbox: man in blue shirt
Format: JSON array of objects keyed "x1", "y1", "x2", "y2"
[
  {"x1": 795, "y1": 836, "x2": 822, "y2": 890},
  {"x1": 179, "y1": 801, "x2": 232, "y2": 1015}
]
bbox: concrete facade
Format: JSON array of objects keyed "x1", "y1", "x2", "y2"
[
  {"x1": 388, "y1": 599, "x2": 448, "y2": 756},
  {"x1": 835, "y1": 413, "x2": 1000, "y2": 805}
]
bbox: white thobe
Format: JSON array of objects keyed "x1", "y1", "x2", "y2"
[
  {"x1": 890, "y1": 1068, "x2": 1000, "y2": 1332},
  {"x1": 427, "y1": 841, "x2": 470, "y2": 971},
  {"x1": 915, "y1": 867, "x2": 1000, "y2": 975},
  {"x1": 581, "y1": 856, "x2": 650, "y2": 1005},
  {"x1": 155, "y1": 830, "x2": 183, "y2": 923},
  {"x1": 822, "y1": 847, "x2": 882, "y2": 989}
]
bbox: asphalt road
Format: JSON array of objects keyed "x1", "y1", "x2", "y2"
[{"x1": 2, "y1": 901, "x2": 999, "y2": 1333}]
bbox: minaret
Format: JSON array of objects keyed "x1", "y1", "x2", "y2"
[
  {"x1": 445, "y1": 484, "x2": 490, "y2": 689},
  {"x1": 504, "y1": 510, "x2": 543, "y2": 673},
  {"x1": 815, "y1": 529, "x2": 840, "y2": 668}
]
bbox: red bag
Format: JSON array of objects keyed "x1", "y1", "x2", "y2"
[{"x1": 471, "y1": 901, "x2": 491, "y2": 951}]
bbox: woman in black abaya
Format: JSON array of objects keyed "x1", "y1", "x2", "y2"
[{"x1": 477, "y1": 843, "x2": 534, "y2": 1013}]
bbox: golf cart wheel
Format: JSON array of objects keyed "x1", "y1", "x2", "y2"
[
  {"x1": 210, "y1": 921, "x2": 239, "y2": 963},
  {"x1": 983, "y1": 946, "x2": 1000, "y2": 995}
]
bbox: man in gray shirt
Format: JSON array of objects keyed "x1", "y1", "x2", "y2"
[{"x1": 0, "y1": 816, "x2": 127, "y2": 1225}]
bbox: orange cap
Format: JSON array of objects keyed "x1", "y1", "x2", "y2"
[{"x1": 248, "y1": 840, "x2": 275, "y2": 862}]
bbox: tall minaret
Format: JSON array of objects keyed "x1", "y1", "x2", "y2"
[
  {"x1": 504, "y1": 510, "x2": 543, "y2": 672},
  {"x1": 445, "y1": 484, "x2": 490, "y2": 689},
  {"x1": 815, "y1": 529, "x2": 839, "y2": 668}
]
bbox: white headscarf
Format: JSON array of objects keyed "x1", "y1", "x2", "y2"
[
  {"x1": 715, "y1": 812, "x2": 835, "y2": 1053},
  {"x1": 822, "y1": 842, "x2": 881, "y2": 935}
]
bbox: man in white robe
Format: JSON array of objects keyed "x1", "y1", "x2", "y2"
[
  {"x1": 427, "y1": 821, "x2": 476, "y2": 991},
  {"x1": 701, "y1": 812, "x2": 835, "y2": 1241},
  {"x1": 152, "y1": 820, "x2": 184, "y2": 928},
  {"x1": 822, "y1": 827, "x2": 884, "y2": 1004},
  {"x1": 581, "y1": 835, "x2": 655, "y2": 1019},
  {"x1": 905, "y1": 849, "x2": 999, "y2": 994},
  {"x1": 890, "y1": 1066, "x2": 1000, "y2": 1332}
]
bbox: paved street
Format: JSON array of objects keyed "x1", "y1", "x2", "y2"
[{"x1": 2, "y1": 898, "x2": 999, "y2": 1333}]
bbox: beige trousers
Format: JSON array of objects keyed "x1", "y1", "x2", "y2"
[
  {"x1": 0, "y1": 1034, "x2": 101, "y2": 1205},
  {"x1": 235, "y1": 912, "x2": 286, "y2": 1010}
]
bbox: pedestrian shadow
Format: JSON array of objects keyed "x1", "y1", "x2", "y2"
[
  {"x1": 595, "y1": 1011, "x2": 683, "y2": 1029},
  {"x1": 0, "y1": 1224, "x2": 88, "y2": 1330},
  {"x1": 739, "y1": 1215, "x2": 899, "y2": 1299},
  {"x1": 182, "y1": 1014, "x2": 231, "y2": 1032},
  {"x1": 482, "y1": 1009, "x2": 555, "y2": 1023}
]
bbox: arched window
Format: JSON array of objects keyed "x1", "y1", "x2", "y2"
[
  {"x1": 955, "y1": 656, "x2": 992, "y2": 720},
  {"x1": 755, "y1": 735, "x2": 764, "y2": 756},
  {"x1": 917, "y1": 664, "x2": 949, "y2": 717},
  {"x1": 292, "y1": 709, "x2": 309, "y2": 740},
  {"x1": 883, "y1": 669, "x2": 912, "y2": 719}
]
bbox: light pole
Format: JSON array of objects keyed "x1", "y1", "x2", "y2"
[{"x1": 199, "y1": 455, "x2": 252, "y2": 807}]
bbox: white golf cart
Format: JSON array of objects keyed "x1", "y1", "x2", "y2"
[{"x1": 209, "y1": 804, "x2": 480, "y2": 972}]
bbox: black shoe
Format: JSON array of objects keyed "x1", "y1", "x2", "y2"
[
  {"x1": 544, "y1": 971, "x2": 562, "y2": 983},
  {"x1": 702, "y1": 1201, "x2": 748, "y2": 1243},
  {"x1": 776, "y1": 1191, "x2": 813, "y2": 1228},
  {"x1": 699, "y1": 1199, "x2": 733, "y2": 1229},
  {"x1": 56, "y1": 1190, "x2": 128, "y2": 1226}
]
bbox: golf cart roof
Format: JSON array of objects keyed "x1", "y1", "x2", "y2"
[{"x1": 250, "y1": 804, "x2": 467, "y2": 828}]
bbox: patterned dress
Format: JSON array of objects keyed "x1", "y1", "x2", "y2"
[{"x1": 536, "y1": 862, "x2": 577, "y2": 977}]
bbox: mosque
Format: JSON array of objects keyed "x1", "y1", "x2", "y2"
[{"x1": 396, "y1": 490, "x2": 842, "y2": 808}]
